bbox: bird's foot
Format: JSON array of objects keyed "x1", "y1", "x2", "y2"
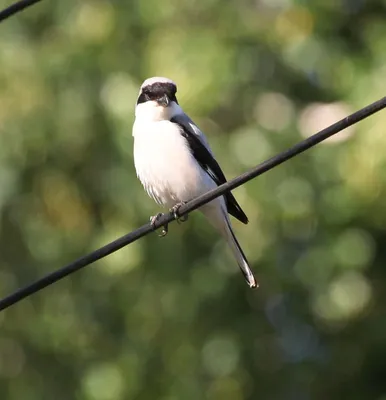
[
  {"x1": 170, "y1": 202, "x2": 188, "y2": 224},
  {"x1": 150, "y1": 213, "x2": 168, "y2": 237}
]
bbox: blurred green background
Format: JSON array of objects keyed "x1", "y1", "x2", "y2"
[{"x1": 0, "y1": 0, "x2": 386, "y2": 399}]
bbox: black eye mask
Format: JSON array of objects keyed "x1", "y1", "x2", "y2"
[{"x1": 137, "y1": 82, "x2": 178, "y2": 105}]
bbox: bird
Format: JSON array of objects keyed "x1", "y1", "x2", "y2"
[{"x1": 132, "y1": 77, "x2": 257, "y2": 288}]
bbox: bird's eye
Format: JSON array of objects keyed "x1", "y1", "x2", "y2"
[{"x1": 147, "y1": 92, "x2": 159, "y2": 101}]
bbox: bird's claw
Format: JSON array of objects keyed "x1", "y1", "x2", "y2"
[
  {"x1": 170, "y1": 202, "x2": 188, "y2": 224},
  {"x1": 150, "y1": 213, "x2": 168, "y2": 237},
  {"x1": 149, "y1": 202, "x2": 187, "y2": 236}
]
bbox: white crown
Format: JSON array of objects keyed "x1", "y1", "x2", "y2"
[{"x1": 140, "y1": 77, "x2": 177, "y2": 90}]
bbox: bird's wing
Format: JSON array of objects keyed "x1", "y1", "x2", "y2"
[
  {"x1": 170, "y1": 114, "x2": 248, "y2": 224},
  {"x1": 170, "y1": 112, "x2": 212, "y2": 150}
]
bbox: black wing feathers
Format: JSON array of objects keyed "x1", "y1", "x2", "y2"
[{"x1": 171, "y1": 117, "x2": 248, "y2": 224}]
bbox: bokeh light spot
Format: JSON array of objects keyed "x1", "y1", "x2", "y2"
[
  {"x1": 82, "y1": 363, "x2": 124, "y2": 400},
  {"x1": 70, "y1": 2, "x2": 115, "y2": 43},
  {"x1": 298, "y1": 102, "x2": 354, "y2": 144},
  {"x1": 333, "y1": 228, "x2": 375, "y2": 270},
  {"x1": 276, "y1": 177, "x2": 314, "y2": 218},
  {"x1": 313, "y1": 272, "x2": 372, "y2": 323},
  {"x1": 231, "y1": 128, "x2": 272, "y2": 168},
  {"x1": 254, "y1": 92, "x2": 294, "y2": 132},
  {"x1": 202, "y1": 337, "x2": 240, "y2": 377}
]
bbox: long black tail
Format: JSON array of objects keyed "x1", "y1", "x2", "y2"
[{"x1": 223, "y1": 213, "x2": 257, "y2": 288}]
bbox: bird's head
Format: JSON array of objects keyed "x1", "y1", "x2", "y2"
[{"x1": 136, "y1": 77, "x2": 180, "y2": 121}]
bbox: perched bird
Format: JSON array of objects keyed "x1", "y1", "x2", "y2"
[{"x1": 132, "y1": 77, "x2": 257, "y2": 288}]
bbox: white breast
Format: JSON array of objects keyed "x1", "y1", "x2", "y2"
[{"x1": 133, "y1": 120, "x2": 214, "y2": 207}]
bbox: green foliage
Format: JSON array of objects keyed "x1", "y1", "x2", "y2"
[{"x1": 0, "y1": 0, "x2": 386, "y2": 399}]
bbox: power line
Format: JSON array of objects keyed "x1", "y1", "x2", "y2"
[
  {"x1": 176, "y1": 97, "x2": 386, "y2": 217},
  {"x1": 0, "y1": 0, "x2": 41, "y2": 23},
  {"x1": 0, "y1": 96, "x2": 385, "y2": 311}
]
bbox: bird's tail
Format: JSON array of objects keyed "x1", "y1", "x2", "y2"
[
  {"x1": 202, "y1": 201, "x2": 258, "y2": 288},
  {"x1": 222, "y1": 213, "x2": 258, "y2": 288}
]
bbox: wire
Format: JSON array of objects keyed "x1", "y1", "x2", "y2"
[
  {"x1": 176, "y1": 97, "x2": 386, "y2": 217},
  {"x1": 0, "y1": 96, "x2": 385, "y2": 311},
  {"x1": 0, "y1": 0, "x2": 41, "y2": 23}
]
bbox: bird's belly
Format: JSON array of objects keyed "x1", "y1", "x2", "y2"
[{"x1": 134, "y1": 128, "x2": 213, "y2": 207}]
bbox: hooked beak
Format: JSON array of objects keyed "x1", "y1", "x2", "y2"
[{"x1": 157, "y1": 94, "x2": 169, "y2": 107}]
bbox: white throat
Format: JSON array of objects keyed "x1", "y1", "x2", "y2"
[{"x1": 135, "y1": 101, "x2": 182, "y2": 122}]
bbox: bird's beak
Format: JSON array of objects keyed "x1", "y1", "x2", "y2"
[{"x1": 157, "y1": 94, "x2": 169, "y2": 107}]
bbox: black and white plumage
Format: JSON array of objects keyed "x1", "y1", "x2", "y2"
[{"x1": 132, "y1": 77, "x2": 257, "y2": 288}]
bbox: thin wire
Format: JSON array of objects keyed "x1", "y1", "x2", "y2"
[
  {"x1": 0, "y1": 0, "x2": 41, "y2": 23},
  {"x1": 0, "y1": 96, "x2": 385, "y2": 311}
]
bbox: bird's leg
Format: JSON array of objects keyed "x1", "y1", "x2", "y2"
[
  {"x1": 170, "y1": 201, "x2": 188, "y2": 224},
  {"x1": 150, "y1": 213, "x2": 168, "y2": 237}
]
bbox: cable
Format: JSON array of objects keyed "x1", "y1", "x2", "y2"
[
  {"x1": 176, "y1": 97, "x2": 386, "y2": 218},
  {"x1": 0, "y1": 0, "x2": 41, "y2": 23},
  {"x1": 0, "y1": 96, "x2": 385, "y2": 311}
]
